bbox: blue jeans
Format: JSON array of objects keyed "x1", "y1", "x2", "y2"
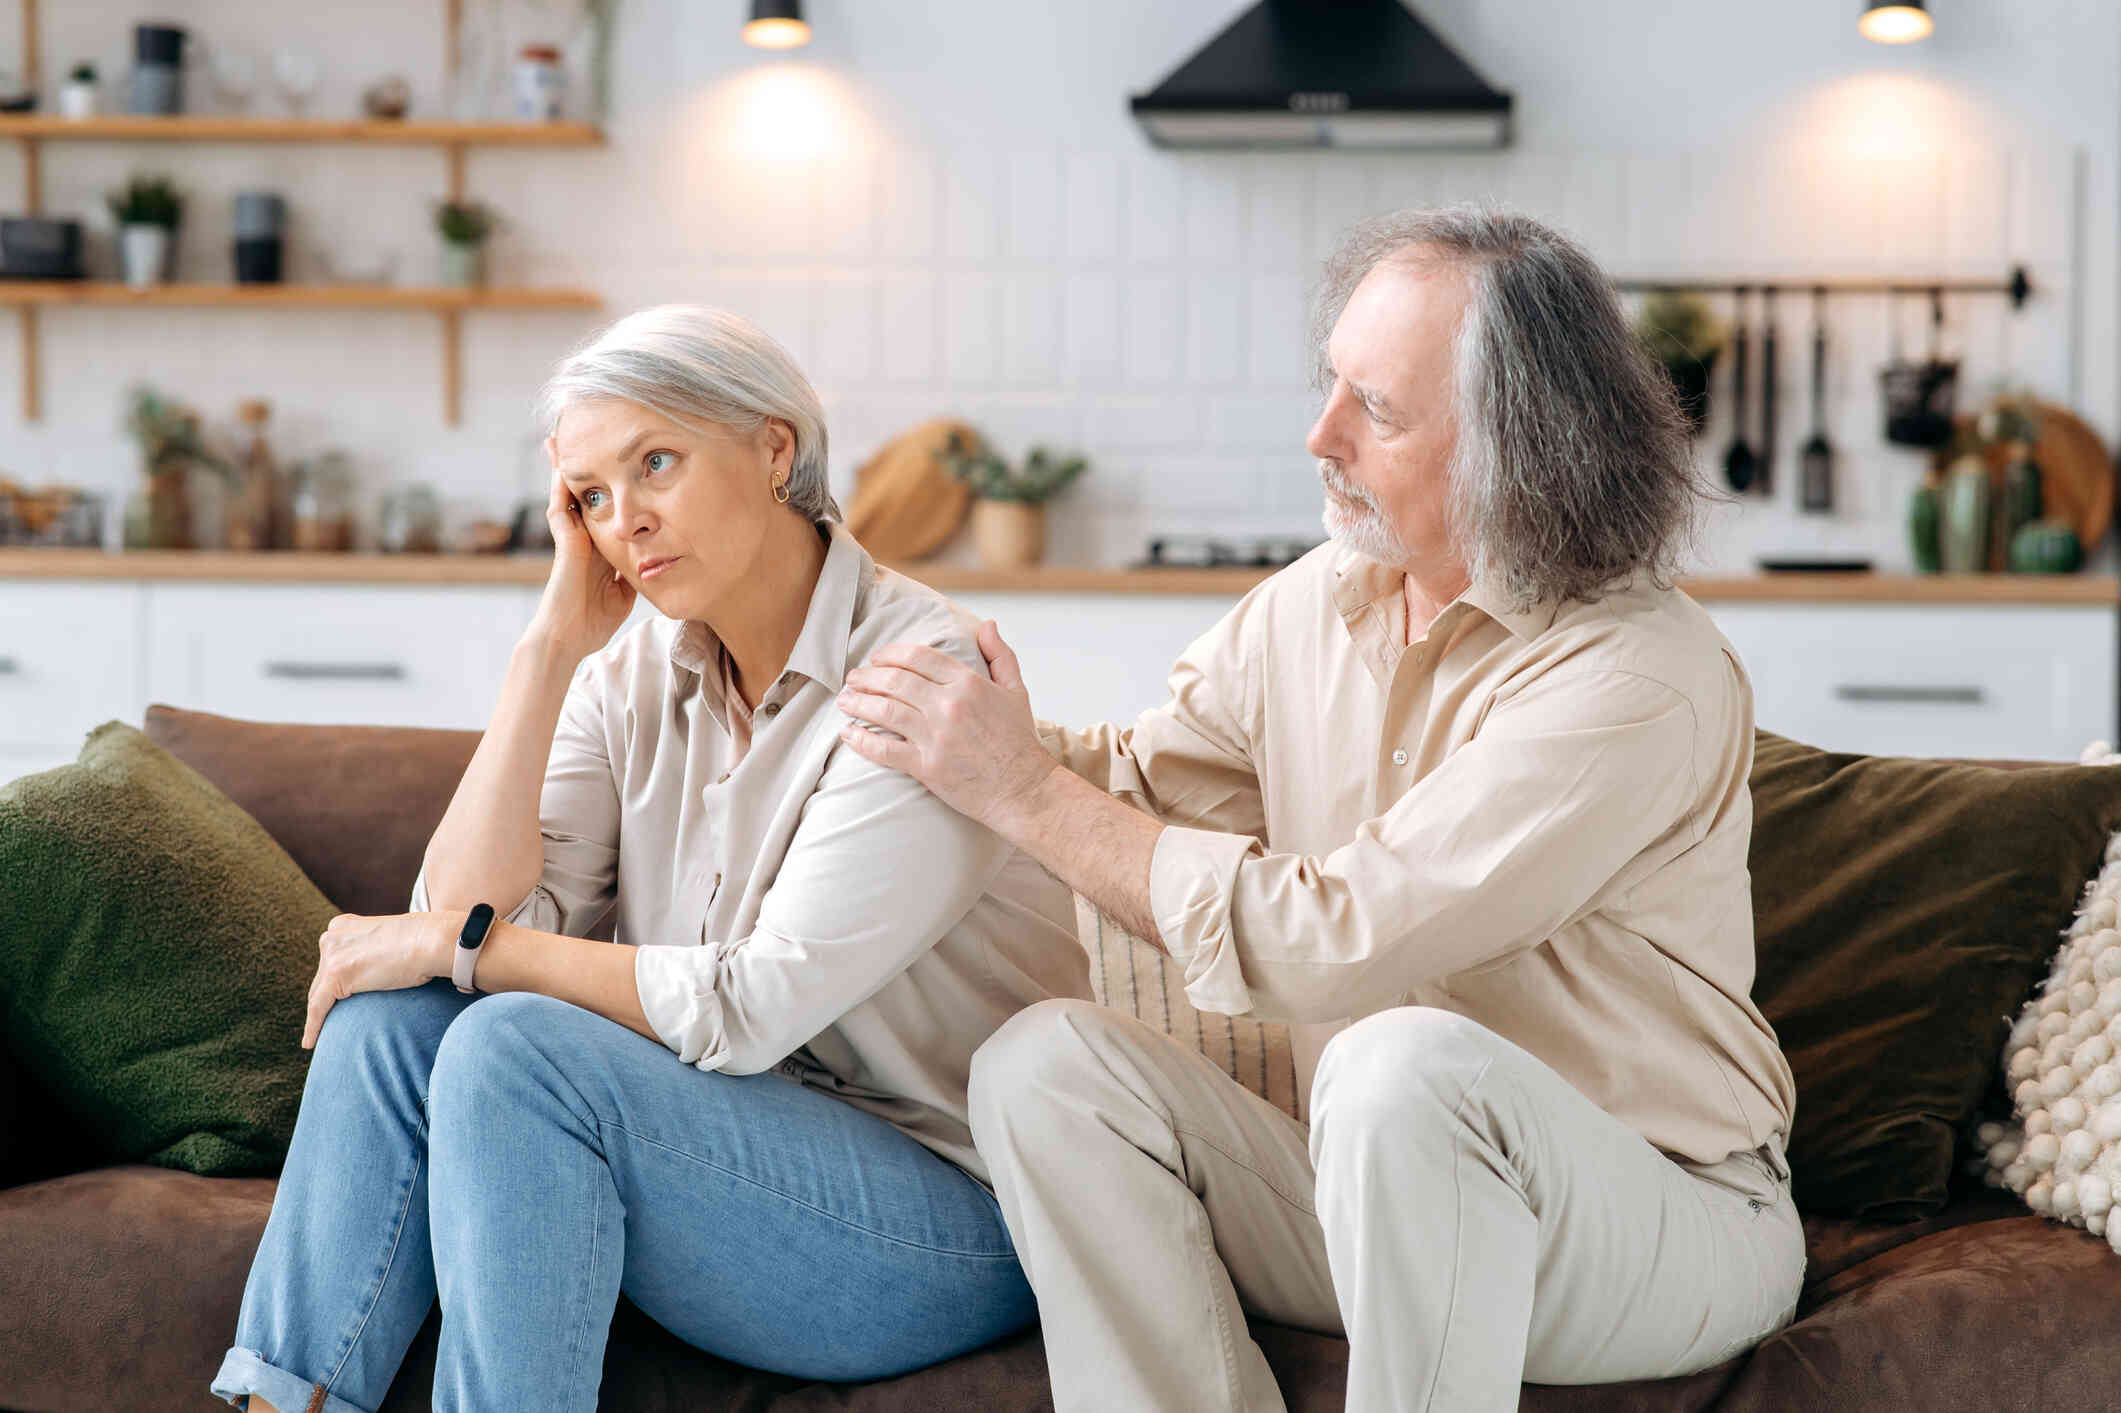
[{"x1": 210, "y1": 978, "x2": 1036, "y2": 1412}]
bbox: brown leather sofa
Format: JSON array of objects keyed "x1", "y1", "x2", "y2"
[{"x1": 4, "y1": 704, "x2": 2117, "y2": 1412}]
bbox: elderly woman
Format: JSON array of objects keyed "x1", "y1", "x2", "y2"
[{"x1": 209, "y1": 305, "x2": 1088, "y2": 1413}]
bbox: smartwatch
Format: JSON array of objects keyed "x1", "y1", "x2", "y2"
[{"x1": 453, "y1": 902, "x2": 497, "y2": 995}]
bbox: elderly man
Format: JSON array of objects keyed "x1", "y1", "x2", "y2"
[{"x1": 833, "y1": 205, "x2": 1802, "y2": 1412}]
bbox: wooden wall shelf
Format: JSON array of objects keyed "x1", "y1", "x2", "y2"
[
  {"x1": 0, "y1": 115, "x2": 604, "y2": 145},
  {"x1": 0, "y1": 282, "x2": 600, "y2": 310},
  {"x1": 2, "y1": 1, "x2": 606, "y2": 425}
]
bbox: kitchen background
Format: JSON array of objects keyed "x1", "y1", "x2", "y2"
[
  {"x1": 0, "y1": 0, "x2": 2111, "y2": 572},
  {"x1": 2, "y1": 0, "x2": 2118, "y2": 773}
]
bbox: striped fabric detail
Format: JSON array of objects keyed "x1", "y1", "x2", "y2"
[{"x1": 1074, "y1": 894, "x2": 1302, "y2": 1121}]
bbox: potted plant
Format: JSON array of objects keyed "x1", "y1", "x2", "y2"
[
  {"x1": 60, "y1": 62, "x2": 99, "y2": 120},
  {"x1": 1633, "y1": 290, "x2": 1725, "y2": 436},
  {"x1": 107, "y1": 173, "x2": 183, "y2": 289},
  {"x1": 941, "y1": 432, "x2": 1087, "y2": 569},
  {"x1": 121, "y1": 384, "x2": 230, "y2": 549},
  {"x1": 433, "y1": 199, "x2": 498, "y2": 287}
]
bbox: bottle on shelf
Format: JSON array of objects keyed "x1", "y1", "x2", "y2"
[{"x1": 226, "y1": 398, "x2": 279, "y2": 551}]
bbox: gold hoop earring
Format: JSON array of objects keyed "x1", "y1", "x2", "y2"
[{"x1": 772, "y1": 476, "x2": 790, "y2": 504}]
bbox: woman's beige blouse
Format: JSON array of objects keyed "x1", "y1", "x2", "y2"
[{"x1": 411, "y1": 521, "x2": 1089, "y2": 1185}]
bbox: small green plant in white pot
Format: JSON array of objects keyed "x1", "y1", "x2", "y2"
[
  {"x1": 107, "y1": 174, "x2": 183, "y2": 289},
  {"x1": 60, "y1": 62, "x2": 99, "y2": 120},
  {"x1": 942, "y1": 433, "x2": 1088, "y2": 569},
  {"x1": 433, "y1": 199, "x2": 498, "y2": 288}
]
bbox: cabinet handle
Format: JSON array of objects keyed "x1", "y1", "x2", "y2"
[
  {"x1": 0, "y1": 656, "x2": 17, "y2": 676},
  {"x1": 1833, "y1": 684, "x2": 1985, "y2": 705},
  {"x1": 262, "y1": 660, "x2": 408, "y2": 682}
]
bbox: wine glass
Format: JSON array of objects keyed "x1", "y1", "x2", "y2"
[
  {"x1": 207, "y1": 45, "x2": 258, "y2": 114},
  {"x1": 270, "y1": 48, "x2": 318, "y2": 117}
]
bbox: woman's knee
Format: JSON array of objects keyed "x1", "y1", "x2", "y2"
[{"x1": 311, "y1": 977, "x2": 469, "y2": 1077}]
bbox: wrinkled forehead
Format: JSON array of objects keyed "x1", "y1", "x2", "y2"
[
  {"x1": 551, "y1": 398, "x2": 696, "y2": 479},
  {"x1": 1329, "y1": 252, "x2": 1471, "y2": 396}
]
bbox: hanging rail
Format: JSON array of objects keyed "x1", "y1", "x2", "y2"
[{"x1": 1613, "y1": 264, "x2": 2032, "y2": 310}]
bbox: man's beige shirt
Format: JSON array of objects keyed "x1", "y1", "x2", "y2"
[
  {"x1": 412, "y1": 520, "x2": 1089, "y2": 1186},
  {"x1": 1039, "y1": 540, "x2": 1796, "y2": 1166}
]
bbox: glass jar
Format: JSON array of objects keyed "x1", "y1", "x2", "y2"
[
  {"x1": 378, "y1": 484, "x2": 441, "y2": 553},
  {"x1": 289, "y1": 450, "x2": 354, "y2": 551}
]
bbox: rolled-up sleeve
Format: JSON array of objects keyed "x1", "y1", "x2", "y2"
[
  {"x1": 632, "y1": 646, "x2": 1015, "y2": 1073},
  {"x1": 1153, "y1": 667, "x2": 1702, "y2": 1021},
  {"x1": 408, "y1": 657, "x2": 621, "y2": 940}
]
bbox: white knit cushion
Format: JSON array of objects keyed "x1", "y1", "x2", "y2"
[
  {"x1": 1074, "y1": 894, "x2": 1302, "y2": 1121},
  {"x1": 1978, "y1": 738, "x2": 2121, "y2": 1244}
]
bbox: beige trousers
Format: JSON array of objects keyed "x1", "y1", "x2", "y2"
[{"x1": 967, "y1": 999, "x2": 1806, "y2": 1413}]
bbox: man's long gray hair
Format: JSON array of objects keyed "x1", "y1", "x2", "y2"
[{"x1": 1311, "y1": 204, "x2": 1722, "y2": 608}]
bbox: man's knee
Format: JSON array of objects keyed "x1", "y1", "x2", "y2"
[
  {"x1": 1312, "y1": 1006, "x2": 1505, "y2": 1139},
  {"x1": 968, "y1": 997, "x2": 1120, "y2": 1121}
]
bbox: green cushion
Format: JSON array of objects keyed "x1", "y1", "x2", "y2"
[
  {"x1": 0, "y1": 720, "x2": 333, "y2": 1176},
  {"x1": 1748, "y1": 730, "x2": 2121, "y2": 1221}
]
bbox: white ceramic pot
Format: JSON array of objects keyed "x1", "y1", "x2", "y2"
[
  {"x1": 119, "y1": 224, "x2": 169, "y2": 289},
  {"x1": 58, "y1": 80, "x2": 99, "y2": 120},
  {"x1": 439, "y1": 240, "x2": 485, "y2": 288}
]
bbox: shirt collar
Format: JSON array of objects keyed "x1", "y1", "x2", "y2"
[
  {"x1": 666, "y1": 519, "x2": 871, "y2": 694},
  {"x1": 1328, "y1": 539, "x2": 1562, "y2": 643}
]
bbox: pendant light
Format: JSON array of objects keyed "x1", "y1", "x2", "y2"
[
  {"x1": 744, "y1": 0, "x2": 811, "y2": 50},
  {"x1": 1859, "y1": 2, "x2": 1933, "y2": 44}
]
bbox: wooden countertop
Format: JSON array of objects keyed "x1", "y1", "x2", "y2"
[{"x1": 0, "y1": 548, "x2": 2116, "y2": 604}]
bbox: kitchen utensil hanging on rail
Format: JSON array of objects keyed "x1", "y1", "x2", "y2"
[
  {"x1": 1757, "y1": 286, "x2": 1778, "y2": 496},
  {"x1": 1880, "y1": 288, "x2": 1958, "y2": 448},
  {"x1": 1722, "y1": 286, "x2": 1756, "y2": 492},
  {"x1": 1799, "y1": 287, "x2": 1834, "y2": 511}
]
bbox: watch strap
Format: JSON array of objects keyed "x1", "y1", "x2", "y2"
[{"x1": 453, "y1": 902, "x2": 497, "y2": 995}]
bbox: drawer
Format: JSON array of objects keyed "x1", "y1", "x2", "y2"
[
  {"x1": 146, "y1": 584, "x2": 531, "y2": 729},
  {"x1": 0, "y1": 582, "x2": 145, "y2": 751},
  {"x1": 1708, "y1": 602, "x2": 2117, "y2": 762}
]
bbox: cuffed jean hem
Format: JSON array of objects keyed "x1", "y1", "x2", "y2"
[{"x1": 209, "y1": 1345, "x2": 372, "y2": 1413}]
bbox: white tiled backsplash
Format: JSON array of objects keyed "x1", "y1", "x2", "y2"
[{"x1": 1, "y1": 0, "x2": 2112, "y2": 576}]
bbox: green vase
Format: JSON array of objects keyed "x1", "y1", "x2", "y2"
[
  {"x1": 2008, "y1": 519, "x2": 2083, "y2": 574},
  {"x1": 1938, "y1": 458, "x2": 1991, "y2": 573},
  {"x1": 1908, "y1": 483, "x2": 1942, "y2": 573}
]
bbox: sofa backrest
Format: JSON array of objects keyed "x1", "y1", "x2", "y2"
[{"x1": 143, "y1": 705, "x2": 483, "y2": 919}]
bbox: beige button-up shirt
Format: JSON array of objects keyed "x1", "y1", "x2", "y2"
[
  {"x1": 1040, "y1": 541, "x2": 1796, "y2": 1166},
  {"x1": 411, "y1": 520, "x2": 1089, "y2": 1185}
]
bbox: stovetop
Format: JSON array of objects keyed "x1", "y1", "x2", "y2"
[{"x1": 1135, "y1": 534, "x2": 1323, "y2": 569}]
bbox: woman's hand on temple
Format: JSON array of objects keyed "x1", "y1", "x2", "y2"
[
  {"x1": 527, "y1": 465, "x2": 636, "y2": 665},
  {"x1": 300, "y1": 911, "x2": 463, "y2": 1049}
]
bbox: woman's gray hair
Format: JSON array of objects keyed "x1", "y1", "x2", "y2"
[
  {"x1": 535, "y1": 303, "x2": 841, "y2": 523},
  {"x1": 1311, "y1": 203, "x2": 1722, "y2": 608}
]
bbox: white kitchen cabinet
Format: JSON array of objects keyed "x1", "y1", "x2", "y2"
[
  {"x1": 0, "y1": 582, "x2": 146, "y2": 771},
  {"x1": 945, "y1": 591, "x2": 1237, "y2": 729},
  {"x1": 144, "y1": 583, "x2": 533, "y2": 731},
  {"x1": 1706, "y1": 602, "x2": 2117, "y2": 762}
]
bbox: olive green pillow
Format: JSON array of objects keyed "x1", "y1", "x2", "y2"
[
  {"x1": 1748, "y1": 730, "x2": 2121, "y2": 1221},
  {"x1": 0, "y1": 720, "x2": 333, "y2": 1176}
]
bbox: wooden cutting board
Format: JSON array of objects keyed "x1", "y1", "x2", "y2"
[{"x1": 1962, "y1": 400, "x2": 2115, "y2": 570}]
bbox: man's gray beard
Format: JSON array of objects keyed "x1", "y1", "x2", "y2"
[{"x1": 1318, "y1": 459, "x2": 1414, "y2": 567}]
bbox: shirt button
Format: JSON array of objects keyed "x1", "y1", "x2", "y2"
[
  {"x1": 759, "y1": 701, "x2": 781, "y2": 718},
  {"x1": 716, "y1": 770, "x2": 731, "y2": 785},
  {"x1": 1392, "y1": 748, "x2": 1409, "y2": 766}
]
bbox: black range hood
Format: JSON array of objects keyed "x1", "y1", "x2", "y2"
[{"x1": 1130, "y1": 0, "x2": 1513, "y2": 150}]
